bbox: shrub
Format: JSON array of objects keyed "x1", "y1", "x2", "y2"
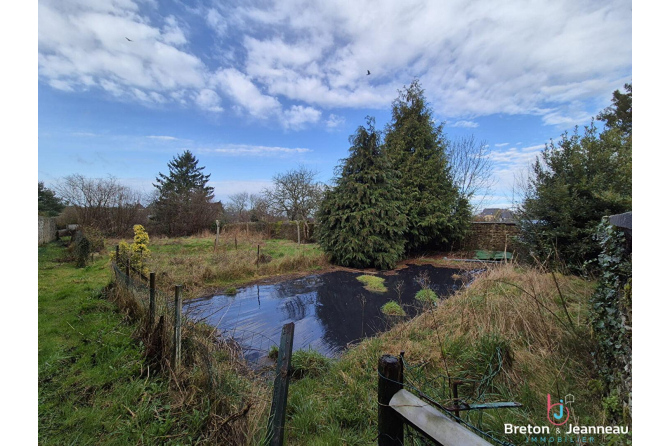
[{"x1": 113, "y1": 225, "x2": 152, "y2": 276}]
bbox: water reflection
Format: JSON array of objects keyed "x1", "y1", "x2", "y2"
[{"x1": 184, "y1": 264, "x2": 463, "y2": 359}]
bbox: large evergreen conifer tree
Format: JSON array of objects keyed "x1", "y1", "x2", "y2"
[
  {"x1": 384, "y1": 80, "x2": 468, "y2": 252},
  {"x1": 152, "y1": 151, "x2": 219, "y2": 236},
  {"x1": 317, "y1": 118, "x2": 407, "y2": 269}
]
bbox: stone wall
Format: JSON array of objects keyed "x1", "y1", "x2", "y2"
[
  {"x1": 461, "y1": 222, "x2": 520, "y2": 252},
  {"x1": 38, "y1": 216, "x2": 57, "y2": 245}
]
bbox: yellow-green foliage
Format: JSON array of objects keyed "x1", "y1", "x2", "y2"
[
  {"x1": 132, "y1": 224, "x2": 150, "y2": 255},
  {"x1": 356, "y1": 275, "x2": 387, "y2": 293},
  {"x1": 115, "y1": 225, "x2": 152, "y2": 275}
]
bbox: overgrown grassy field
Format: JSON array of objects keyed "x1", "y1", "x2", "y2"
[
  {"x1": 38, "y1": 241, "x2": 182, "y2": 444},
  {"x1": 39, "y1": 240, "x2": 272, "y2": 445},
  {"x1": 122, "y1": 229, "x2": 329, "y2": 299},
  {"x1": 283, "y1": 264, "x2": 628, "y2": 445},
  {"x1": 41, "y1": 233, "x2": 626, "y2": 445}
]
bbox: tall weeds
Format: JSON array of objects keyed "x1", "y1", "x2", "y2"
[{"x1": 110, "y1": 271, "x2": 269, "y2": 444}]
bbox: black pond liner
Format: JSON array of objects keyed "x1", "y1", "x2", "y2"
[{"x1": 184, "y1": 264, "x2": 465, "y2": 362}]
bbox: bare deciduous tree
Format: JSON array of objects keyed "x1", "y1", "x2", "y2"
[
  {"x1": 248, "y1": 193, "x2": 271, "y2": 222},
  {"x1": 227, "y1": 192, "x2": 250, "y2": 222},
  {"x1": 446, "y1": 135, "x2": 495, "y2": 209},
  {"x1": 263, "y1": 166, "x2": 323, "y2": 221},
  {"x1": 55, "y1": 174, "x2": 144, "y2": 235}
]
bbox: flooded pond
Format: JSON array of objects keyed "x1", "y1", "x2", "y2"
[{"x1": 184, "y1": 264, "x2": 465, "y2": 361}]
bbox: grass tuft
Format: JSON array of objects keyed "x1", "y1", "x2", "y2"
[
  {"x1": 381, "y1": 301, "x2": 406, "y2": 316},
  {"x1": 414, "y1": 288, "x2": 438, "y2": 304},
  {"x1": 356, "y1": 274, "x2": 388, "y2": 293}
]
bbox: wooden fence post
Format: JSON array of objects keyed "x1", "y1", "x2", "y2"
[
  {"x1": 257, "y1": 244, "x2": 260, "y2": 268},
  {"x1": 296, "y1": 220, "x2": 300, "y2": 245},
  {"x1": 149, "y1": 272, "x2": 156, "y2": 328},
  {"x1": 215, "y1": 220, "x2": 220, "y2": 252},
  {"x1": 172, "y1": 285, "x2": 183, "y2": 371},
  {"x1": 378, "y1": 354, "x2": 404, "y2": 446},
  {"x1": 125, "y1": 259, "x2": 131, "y2": 287},
  {"x1": 266, "y1": 322, "x2": 295, "y2": 446}
]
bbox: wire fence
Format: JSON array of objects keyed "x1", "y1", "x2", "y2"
[
  {"x1": 110, "y1": 252, "x2": 275, "y2": 444},
  {"x1": 379, "y1": 352, "x2": 517, "y2": 446}
]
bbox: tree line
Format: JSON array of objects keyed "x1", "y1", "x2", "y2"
[{"x1": 39, "y1": 79, "x2": 631, "y2": 274}]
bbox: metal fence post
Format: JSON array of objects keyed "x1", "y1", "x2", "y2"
[{"x1": 378, "y1": 354, "x2": 404, "y2": 445}]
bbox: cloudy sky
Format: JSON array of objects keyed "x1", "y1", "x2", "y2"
[{"x1": 36, "y1": 0, "x2": 632, "y2": 210}]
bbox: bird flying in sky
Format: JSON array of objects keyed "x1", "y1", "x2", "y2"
[
  {"x1": 367, "y1": 70, "x2": 371, "y2": 75},
  {"x1": 125, "y1": 37, "x2": 132, "y2": 41}
]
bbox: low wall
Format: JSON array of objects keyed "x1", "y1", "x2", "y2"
[
  {"x1": 461, "y1": 222, "x2": 520, "y2": 252},
  {"x1": 38, "y1": 216, "x2": 57, "y2": 245}
]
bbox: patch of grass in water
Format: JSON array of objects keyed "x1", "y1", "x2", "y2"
[
  {"x1": 356, "y1": 275, "x2": 387, "y2": 293},
  {"x1": 415, "y1": 288, "x2": 438, "y2": 305},
  {"x1": 381, "y1": 301, "x2": 406, "y2": 316}
]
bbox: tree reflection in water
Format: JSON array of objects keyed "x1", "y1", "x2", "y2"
[{"x1": 184, "y1": 264, "x2": 463, "y2": 360}]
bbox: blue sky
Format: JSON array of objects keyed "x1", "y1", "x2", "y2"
[{"x1": 36, "y1": 0, "x2": 632, "y2": 210}]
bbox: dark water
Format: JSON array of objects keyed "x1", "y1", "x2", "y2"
[{"x1": 184, "y1": 264, "x2": 464, "y2": 361}]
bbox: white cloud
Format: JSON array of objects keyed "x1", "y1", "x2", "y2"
[
  {"x1": 39, "y1": 0, "x2": 631, "y2": 129},
  {"x1": 161, "y1": 16, "x2": 188, "y2": 47},
  {"x1": 147, "y1": 135, "x2": 178, "y2": 141},
  {"x1": 213, "y1": 68, "x2": 281, "y2": 118},
  {"x1": 325, "y1": 114, "x2": 345, "y2": 129},
  {"x1": 234, "y1": 0, "x2": 630, "y2": 122},
  {"x1": 494, "y1": 143, "x2": 509, "y2": 148},
  {"x1": 281, "y1": 105, "x2": 322, "y2": 130},
  {"x1": 195, "y1": 89, "x2": 223, "y2": 112},
  {"x1": 451, "y1": 120, "x2": 479, "y2": 128},
  {"x1": 39, "y1": 0, "x2": 205, "y2": 103},
  {"x1": 199, "y1": 144, "x2": 312, "y2": 156}
]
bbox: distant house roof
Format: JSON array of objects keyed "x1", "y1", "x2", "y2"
[{"x1": 479, "y1": 208, "x2": 515, "y2": 222}]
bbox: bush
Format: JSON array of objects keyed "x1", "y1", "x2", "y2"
[{"x1": 113, "y1": 225, "x2": 151, "y2": 276}]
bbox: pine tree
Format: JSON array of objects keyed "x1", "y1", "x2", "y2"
[
  {"x1": 152, "y1": 151, "x2": 219, "y2": 236},
  {"x1": 317, "y1": 118, "x2": 407, "y2": 269},
  {"x1": 38, "y1": 181, "x2": 65, "y2": 217},
  {"x1": 518, "y1": 84, "x2": 632, "y2": 271},
  {"x1": 384, "y1": 80, "x2": 468, "y2": 252}
]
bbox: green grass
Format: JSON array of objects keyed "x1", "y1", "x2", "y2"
[
  {"x1": 356, "y1": 274, "x2": 387, "y2": 293},
  {"x1": 381, "y1": 301, "x2": 406, "y2": 316},
  {"x1": 137, "y1": 233, "x2": 329, "y2": 299},
  {"x1": 38, "y1": 241, "x2": 180, "y2": 445},
  {"x1": 414, "y1": 288, "x2": 438, "y2": 304},
  {"x1": 285, "y1": 264, "x2": 624, "y2": 445}
]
